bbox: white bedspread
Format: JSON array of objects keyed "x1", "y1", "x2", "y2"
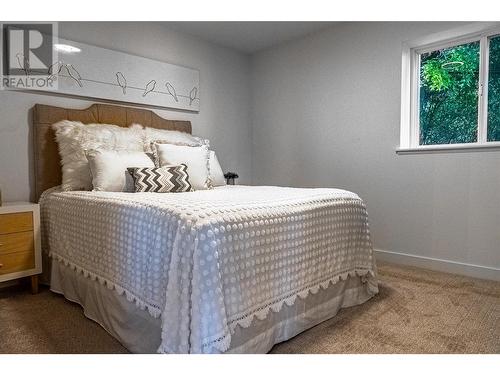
[{"x1": 40, "y1": 185, "x2": 378, "y2": 353}]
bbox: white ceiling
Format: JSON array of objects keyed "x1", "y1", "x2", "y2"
[{"x1": 163, "y1": 22, "x2": 335, "y2": 54}]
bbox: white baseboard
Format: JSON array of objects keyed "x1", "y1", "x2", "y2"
[{"x1": 374, "y1": 249, "x2": 500, "y2": 282}]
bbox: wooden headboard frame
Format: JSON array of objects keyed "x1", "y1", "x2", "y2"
[{"x1": 32, "y1": 103, "x2": 192, "y2": 202}]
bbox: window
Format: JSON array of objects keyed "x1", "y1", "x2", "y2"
[
  {"x1": 399, "y1": 24, "x2": 500, "y2": 152},
  {"x1": 488, "y1": 35, "x2": 500, "y2": 141}
]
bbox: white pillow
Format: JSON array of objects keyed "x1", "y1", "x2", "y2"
[
  {"x1": 86, "y1": 150, "x2": 155, "y2": 192},
  {"x1": 142, "y1": 126, "x2": 203, "y2": 152},
  {"x1": 209, "y1": 151, "x2": 226, "y2": 186},
  {"x1": 155, "y1": 143, "x2": 210, "y2": 190},
  {"x1": 52, "y1": 120, "x2": 145, "y2": 191}
]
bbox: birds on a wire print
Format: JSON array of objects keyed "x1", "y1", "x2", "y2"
[{"x1": 41, "y1": 62, "x2": 199, "y2": 105}]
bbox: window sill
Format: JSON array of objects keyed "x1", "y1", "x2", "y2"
[{"x1": 396, "y1": 143, "x2": 500, "y2": 154}]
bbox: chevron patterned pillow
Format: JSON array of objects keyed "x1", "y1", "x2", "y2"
[{"x1": 127, "y1": 165, "x2": 192, "y2": 193}]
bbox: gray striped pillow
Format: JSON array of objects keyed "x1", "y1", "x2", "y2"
[{"x1": 127, "y1": 164, "x2": 192, "y2": 193}]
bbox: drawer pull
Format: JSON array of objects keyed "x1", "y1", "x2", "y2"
[
  {"x1": 0, "y1": 263, "x2": 3, "y2": 268},
  {"x1": 0, "y1": 243, "x2": 4, "y2": 246}
]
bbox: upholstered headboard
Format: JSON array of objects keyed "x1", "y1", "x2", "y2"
[{"x1": 32, "y1": 103, "x2": 192, "y2": 202}]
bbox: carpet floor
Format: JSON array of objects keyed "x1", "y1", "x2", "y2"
[{"x1": 0, "y1": 262, "x2": 498, "y2": 354}]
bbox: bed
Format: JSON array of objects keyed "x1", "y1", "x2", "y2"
[{"x1": 34, "y1": 103, "x2": 378, "y2": 354}]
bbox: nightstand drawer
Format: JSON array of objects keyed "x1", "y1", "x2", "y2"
[
  {"x1": 0, "y1": 251, "x2": 35, "y2": 275},
  {"x1": 0, "y1": 212, "x2": 33, "y2": 234},
  {"x1": 0, "y1": 232, "x2": 35, "y2": 255}
]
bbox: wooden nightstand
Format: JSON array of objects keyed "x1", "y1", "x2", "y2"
[{"x1": 0, "y1": 202, "x2": 42, "y2": 293}]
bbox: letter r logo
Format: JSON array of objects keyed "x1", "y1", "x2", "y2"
[{"x1": 2, "y1": 23, "x2": 54, "y2": 76}]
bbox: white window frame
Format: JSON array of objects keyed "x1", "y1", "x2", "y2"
[{"x1": 398, "y1": 22, "x2": 500, "y2": 154}]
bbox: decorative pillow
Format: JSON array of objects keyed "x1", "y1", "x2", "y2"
[
  {"x1": 52, "y1": 120, "x2": 145, "y2": 191},
  {"x1": 127, "y1": 165, "x2": 192, "y2": 193},
  {"x1": 86, "y1": 150, "x2": 155, "y2": 192},
  {"x1": 209, "y1": 151, "x2": 226, "y2": 186},
  {"x1": 141, "y1": 125, "x2": 203, "y2": 152},
  {"x1": 154, "y1": 143, "x2": 211, "y2": 190},
  {"x1": 150, "y1": 138, "x2": 210, "y2": 166}
]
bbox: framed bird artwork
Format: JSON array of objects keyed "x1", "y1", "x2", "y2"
[{"x1": 18, "y1": 37, "x2": 200, "y2": 111}]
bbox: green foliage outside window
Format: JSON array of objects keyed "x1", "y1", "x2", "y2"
[
  {"x1": 487, "y1": 36, "x2": 500, "y2": 141},
  {"x1": 419, "y1": 36, "x2": 500, "y2": 145},
  {"x1": 419, "y1": 41, "x2": 480, "y2": 145}
]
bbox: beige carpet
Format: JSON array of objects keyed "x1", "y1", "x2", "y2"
[{"x1": 0, "y1": 262, "x2": 498, "y2": 354}]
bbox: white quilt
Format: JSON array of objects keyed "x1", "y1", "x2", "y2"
[{"x1": 40, "y1": 185, "x2": 378, "y2": 353}]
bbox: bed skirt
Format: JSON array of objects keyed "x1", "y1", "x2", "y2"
[{"x1": 50, "y1": 259, "x2": 375, "y2": 354}]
